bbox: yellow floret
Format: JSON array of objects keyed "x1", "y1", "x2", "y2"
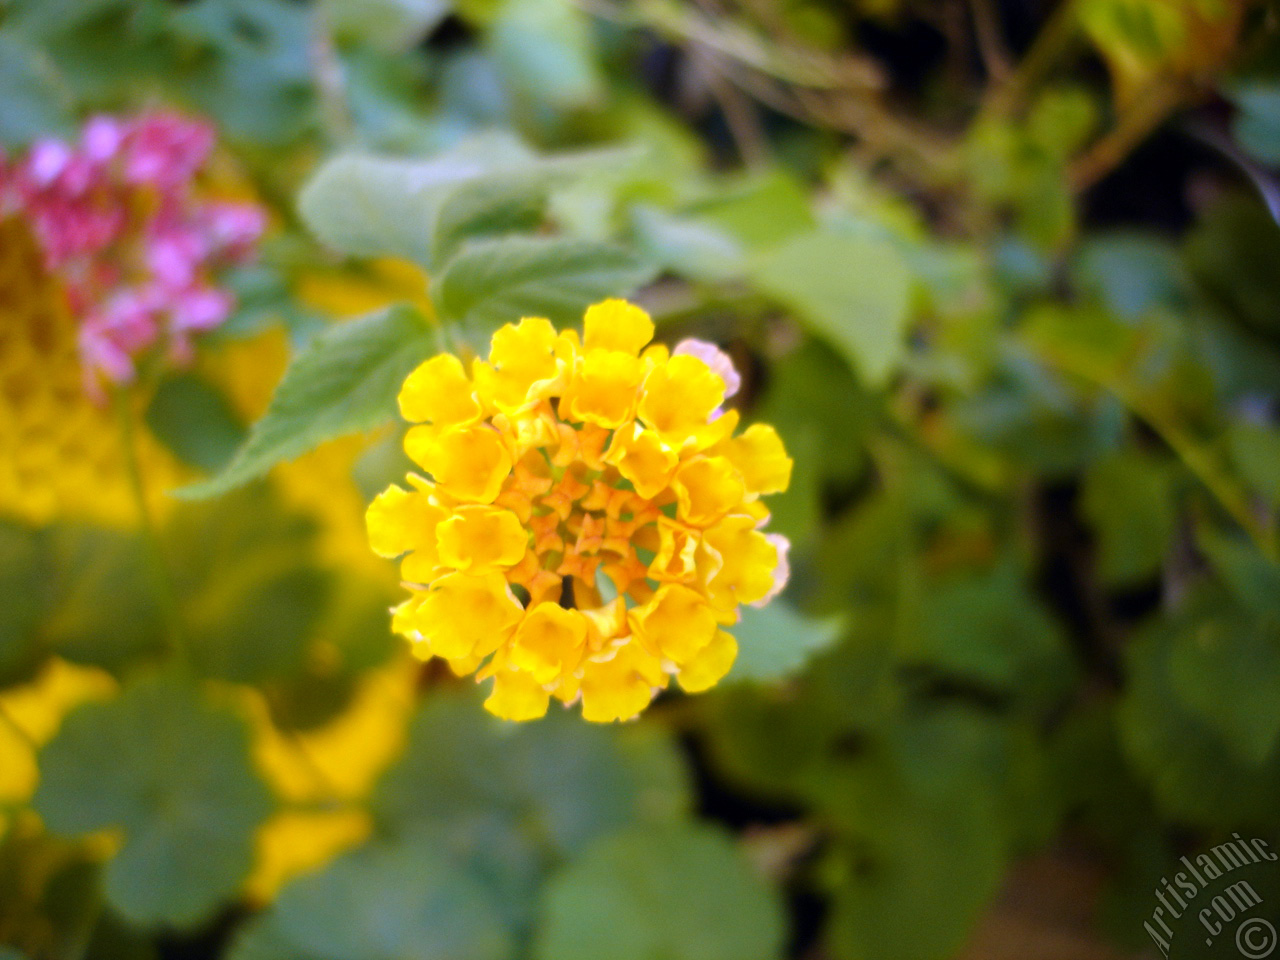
[
  {"x1": 583, "y1": 299, "x2": 655, "y2": 356},
  {"x1": 367, "y1": 300, "x2": 793, "y2": 721}
]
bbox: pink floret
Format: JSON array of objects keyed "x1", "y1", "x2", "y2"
[{"x1": 0, "y1": 110, "x2": 265, "y2": 394}]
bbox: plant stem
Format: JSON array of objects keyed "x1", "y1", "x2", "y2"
[
  {"x1": 983, "y1": 0, "x2": 1080, "y2": 117},
  {"x1": 1038, "y1": 347, "x2": 1278, "y2": 563},
  {"x1": 115, "y1": 389, "x2": 187, "y2": 660}
]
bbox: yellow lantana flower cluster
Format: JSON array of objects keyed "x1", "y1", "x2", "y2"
[{"x1": 367, "y1": 299, "x2": 792, "y2": 722}]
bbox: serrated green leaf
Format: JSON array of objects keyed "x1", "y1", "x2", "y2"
[
  {"x1": 430, "y1": 175, "x2": 548, "y2": 265},
  {"x1": 728, "y1": 602, "x2": 843, "y2": 684},
  {"x1": 630, "y1": 206, "x2": 745, "y2": 283},
  {"x1": 298, "y1": 136, "x2": 636, "y2": 267},
  {"x1": 298, "y1": 148, "x2": 521, "y2": 265},
  {"x1": 176, "y1": 305, "x2": 435, "y2": 499},
  {"x1": 535, "y1": 823, "x2": 785, "y2": 960},
  {"x1": 434, "y1": 236, "x2": 655, "y2": 339},
  {"x1": 757, "y1": 230, "x2": 913, "y2": 386},
  {"x1": 34, "y1": 674, "x2": 273, "y2": 927}
]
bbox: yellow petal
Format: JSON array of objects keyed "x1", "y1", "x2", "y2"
[
  {"x1": 629, "y1": 582, "x2": 718, "y2": 664},
  {"x1": 406, "y1": 424, "x2": 512, "y2": 503},
  {"x1": 398, "y1": 354, "x2": 481, "y2": 425},
  {"x1": 649, "y1": 518, "x2": 700, "y2": 584},
  {"x1": 406, "y1": 571, "x2": 523, "y2": 660},
  {"x1": 719, "y1": 423, "x2": 793, "y2": 495},
  {"x1": 637, "y1": 354, "x2": 725, "y2": 447},
  {"x1": 508, "y1": 603, "x2": 588, "y2": 684},
  {"x1": 435, "y1": 505, "x2": 528, "y2": 571},
  {"x1": 672, "y1": 456, "x2": 746, "y2": 527},
  {"x1": 704, "y1": 514, "x2": 779, "y2": 609},
  {"x1": 583, "y1": 299, "x2": 654, "y2": 356},
  {"x1": 579, "y1": 641, "x2": 666, "y2": 722},
  {"x1": 484, "y1": 668, "x2": 551, "y2": 721},
  {"x1": 563, "y1": 350, "x2": 645, "y2": 429},
  {"x1": 366, "y1": 484, "x2": 445, "y2": 559},
  {"x1": 610, "y1": 426, "x2": 677, "y2": 499},
  {"x1": 678, "y1": 629, "x2": 738, "y2": 692}
]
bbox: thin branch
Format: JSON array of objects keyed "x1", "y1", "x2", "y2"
[
  {"x1": 574, "y1": 0, "x2": 883, "y2": 90},
  {"x1": 1036, "y1": 345, "x2": 1278, "y2": 563},
  {"x1": 983, "y1": 0, "x2": 1081, "y2": 117},
  {"x1": 969, "y1": 0, "x2": 1013, "y2": 80},
  {"x1": 1068, "y1": 80, "x2": 1189, "y2": 191},
  {"x1": 697, "y1": 49, "x2": 771, "y2": 167},
  {"x1": 310, "y1": 6, "x2": 354, "y2": 144},
  {"x1": 115, "y1": 389, "x2": 185, "y2": 658}
]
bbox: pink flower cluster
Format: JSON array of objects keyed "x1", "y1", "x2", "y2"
[{"x1": 0, "y1": 111, "x2": 266, "y2": 393}]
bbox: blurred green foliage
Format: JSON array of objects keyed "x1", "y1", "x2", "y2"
[{"x1": 3, "y1": 0, "x2": 1280, "y2": 959}]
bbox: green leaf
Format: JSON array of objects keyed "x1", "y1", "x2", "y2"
[
  {"x1": 687, "y1": 170, "x2": 815, "y2": 249},
  {"x1": 321, "y1": 0, "x2": 452, "y2": 53},
  {"x1": 34, "y1": 674, "x2": 273, "y2": 927},
  {"x1": 1168, "y1": 604, "x2": 1280, "y2": 766},
  {"x1": 1228, "y1": 421, "x2": 1280, "y2": 509},
  {"x1": 433, "y1": 236, "x2": 656, "y2": 340},
  {"x1": 1118, "y1": 601, "x2": 1280, "y2": 826},
  {"x1": 1198, "y1": 527, "x2": 1280, "y2": 617},
  {"x1": 630, "y1": 206, "x2": 745, "y2": 283},
  {"x1": 488, "y1": 0, "x2": 603, "y2": 112},
  {"x1": 430, "y1": 174, "x2": 549, "y2": 266},
  {"x1": 176, "y1": 305, "x2": 435, "y2": 499},
  {"x1": 298, "y1": 146, "x2": 523, "y2": 265},
  {"x1": 186, "y1": 567, "x2": 331, "y2": 684},
  {"x1": 42, "y1": 527, "x2": 166, "y2": 674},
  {"x1": 374, "y1": 694, "x2": 689, "y2": 855},
  {"x1": 0, "y1": 523, "x2": 56, "y2": 687},
  {"x1": 1080, "y1": 451, "x2": 1175, "y2": 586},
  {"x1": 728, "y1": 602, "x2": 843, "y2": 684},
  {"x1": 229, "y1": 829, "x2": 513, "y2": 960},
  {"x1": 908, "y1": 565, "x2": 1071, "y2": 696},
  {"x1": 0, "y1": 34, "x2": 72, "y2": 147},
  {"x1": 1073, "y1": 233, "x2": 1185, "y2": 319},
  {"x1": 297, "y1": 135, "x2": 634, "y2": 267},
  {"x1": 535, "y1": 824, "x2": 785, "y2": 960},
  {"x1": 145, "y1": 372, "x2": 246, "y2": 474},
  {"x1": 756, "y1": 230, "x2": 913, "y2": 386},
  {"x1": 172, "y1": 0, "x2": 314, "y2": 146},
  {"x1": 1231, "y1": 84, "x2": 1280, "y2": 166},
  {"x1": 162, "y1": 486, "x2": 341, "y2": 685},
  {"x1": 823, "y1": 779, "x2": 1007, "y2": 960}
]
